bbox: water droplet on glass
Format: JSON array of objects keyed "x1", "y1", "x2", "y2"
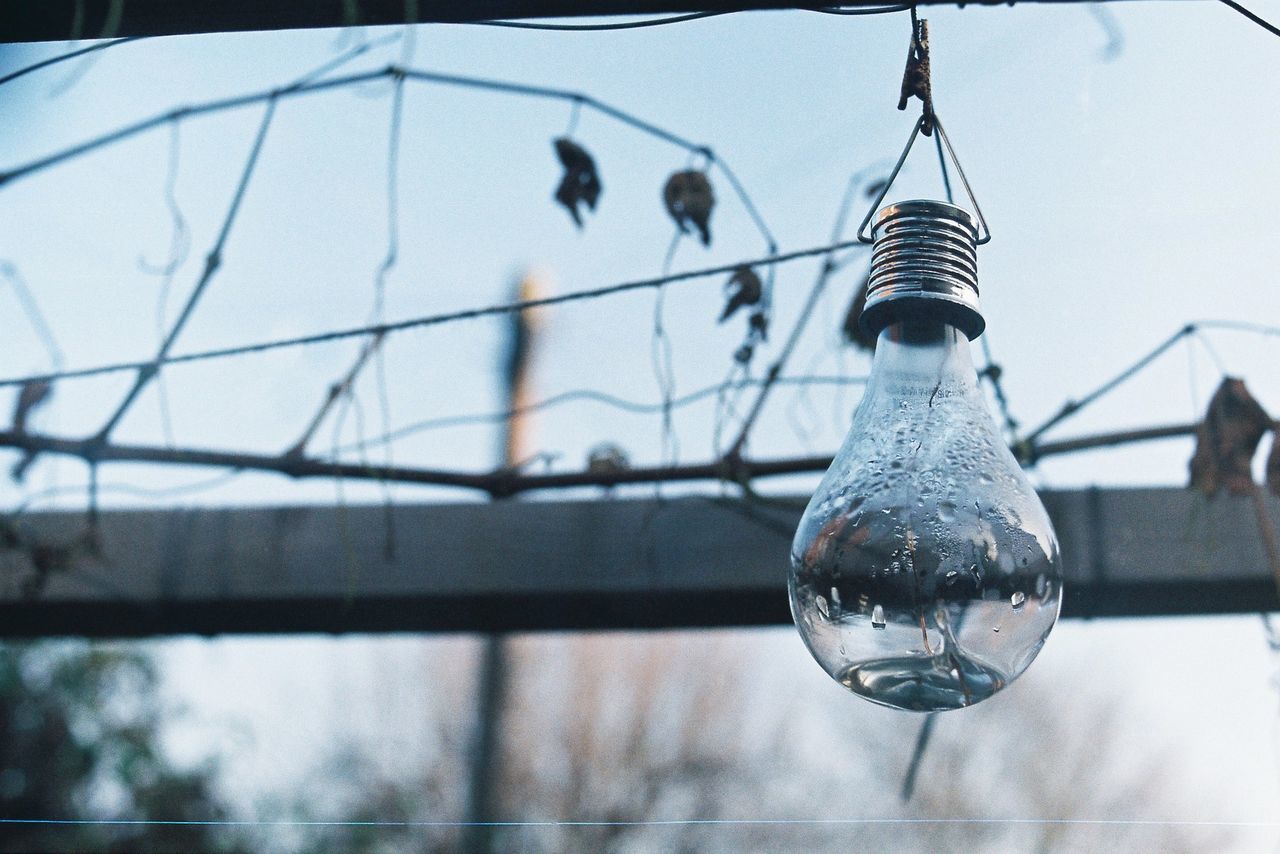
[
  {"x1": 816, "y1": 595, "x2": 829, "y2": 620},
  {"x1": 937, "y1": 500, "x2": 957, "y2": 523},
  {"x1": 831, "y1": 587, "x2": 842, "y2": 608},
  {"x1": 1011, "y1": 591, "x2": 1026, "y2": 610},
  {"x1": 993, "y1": 625, "x2": 1001, "y2": 633},
  {"x1": 871, "y1": 604, "x2": 886, "y2": 629}
]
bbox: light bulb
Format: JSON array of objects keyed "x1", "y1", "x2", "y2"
[{"x1": 789, "y1": 200, "x2": 1062, "y2": 712}]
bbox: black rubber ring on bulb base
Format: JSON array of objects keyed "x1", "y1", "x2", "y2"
[{"x1": 860, "y1": 293, "x2": 986, "y2": 341}]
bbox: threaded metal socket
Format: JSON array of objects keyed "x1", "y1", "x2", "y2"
[{"x1": 860, "y1": 199, "x2": 985, "y2": 340}]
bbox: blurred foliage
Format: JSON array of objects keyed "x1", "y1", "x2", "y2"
[{"x1": 0, "y1": 641, "x2": 245, "y2": 853}]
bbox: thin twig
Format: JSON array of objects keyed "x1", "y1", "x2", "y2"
[
  {"x1": 0, "y1": 262, "x2": 65, "y2": 369},
  {"x1": 333, "y1": 375, "x2": 868, "y2": 455},
  {"x1": 901, "y1": 714, "x2": 937, "y2": 801},
  {"x1": 89, "y1": 97, "x2": 278, "y2": 447},
  {"x1": 145, "y1": 120, "x2": 191, "y2": 448},
  {"x1": 1024, "y1": 325, "x2": 1194, "y2": 444},
  {"x1": 0, "y1": 37, "x2": 145, "y2": 88},
  {"x1": 0, "y1": 63, "x2": 714, "y2": 189},
  {"x1": 723, "y1": 170, "x2": 873, "y2": 459},
  {"x1": 1025, "y1": 319, "x2": 1280, "y2": 446},
  {"x1": 288, "y1": 73, "x2": 406, "y2": 455}
]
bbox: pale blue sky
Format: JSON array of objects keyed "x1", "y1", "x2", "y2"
[{"x1": 3, "y1": 4, "x2": 1280, "y2": 509}]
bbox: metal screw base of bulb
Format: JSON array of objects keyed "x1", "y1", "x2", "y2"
[{"x1": 860, "y1": 199, "x2": 985, "y2": 341}]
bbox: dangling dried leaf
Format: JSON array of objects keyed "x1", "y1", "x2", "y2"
[
  {"x1": 11, "y1": 379, "x2": 52, "y2": 434},
  {"x1": 719, "y1": 266, "x2": 762, "y2": 322},
  {"x1": 730, "y1": 309, "x2": 769, "y2": 366},
  {"x1": 663, "y1": 170, "x2": 715, "y2": 246},
  {"x1": 1189, "y1": 377, "x2": 1272, "y2": 497},
  {"x1": 841, "y1": 269, "x2": 876, "y2": 351},
  {"x1": 552, "y1": 137, "x2": 602, "y2": 228},
  {"x1": 10, "y1": 379, "x2": 53, "y2": 483},
  {"x1": 1267, "y1": 428, "x2": 1280, "y2": 497}
]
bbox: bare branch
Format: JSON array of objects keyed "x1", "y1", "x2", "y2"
[{"x1": 0, "y1": 421, "x2": 1200, "y2": 499}]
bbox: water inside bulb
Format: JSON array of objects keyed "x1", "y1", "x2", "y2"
[{"x1": 789, "y1": 320, "x2": 1063, "y2": 712}]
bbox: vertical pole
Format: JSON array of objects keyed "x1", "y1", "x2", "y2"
[{"x1": 463, "y1": 271, "x2": 545, "y2": 853}]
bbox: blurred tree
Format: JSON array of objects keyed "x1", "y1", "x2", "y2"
[
  {"x1": 0, "y1": 641, "x2": 246, "y2": 853},
  {"x1": 480, "y1": 632, "x2": 1234, "y2": 853}
]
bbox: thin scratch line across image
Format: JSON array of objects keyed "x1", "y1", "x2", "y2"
[{"x1": 0, "y1": 818, "x2": 1276, "y2": 829}]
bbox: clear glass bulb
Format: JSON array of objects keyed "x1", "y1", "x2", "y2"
[{"x1": 789, "y1": 319, "x2": 1062, "y2": 711}]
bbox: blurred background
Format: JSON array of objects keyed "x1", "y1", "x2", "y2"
[{"x1": 1, "y1": 4, "x2": 1279, "y2": 851}]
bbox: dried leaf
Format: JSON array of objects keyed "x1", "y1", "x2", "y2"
[
  {"x1": 719, "y1": 266, "x2": 762, "y2": 322},
  {"x1": 663, "y1": 170, "x2": 715, "y2": 246},
  {"x1": 10, "y1": 379, "x2": 53, "y2": 483},
  {"x1": 12, "y1": 379, "x2": 52, "y2": 433},
  {"x1": 841, "y1": 269, "x2": 876, "y2": 351},
  {"x1": 552, "y1": 137, "x2": 602, "y2": 228},
  {"x1": 1188, "y1": 377, "x2": 1272, "y2": 497}
]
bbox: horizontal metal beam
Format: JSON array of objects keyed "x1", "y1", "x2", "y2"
[
  {"x1": 0, "y1": 487, "x2": 1276, "y2": 637},
  {"x1": 2, "y1": 0, "x2": 1150, "y2": 45}
]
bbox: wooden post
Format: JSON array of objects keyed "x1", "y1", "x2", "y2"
[{"x1": 464, "y1": 270, "x2": 547, "y2": 852}]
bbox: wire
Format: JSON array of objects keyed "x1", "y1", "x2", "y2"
[
  {"x1": 7, "y1": 471, "x2": 244, "y2": 512},
  {"x1": 0, "y1": 65, "x2": 704, "y2": 190},
  {"x1": 1025, "y1": 325, "x2": 1193, "y2": 444},
  {"x1": 1218, "y1": 0, "x2": 1280, "y2": 37},
  {"x1": 0, "y1": 238, "x2": 868, "y2": 391},
  {"x1": 466, "y1": 6, "x2": 910, "y2": 30},
  {"x1": 1196, "y1": 319, "x2": 1280, "y2": 338},
  {"x1": 0, "y1": 37, "x2": 145, "y2": 88},
  {"x1": 812, "y1": 4, "x2": 914, "y2": 15},
  {"x1": 1026, "y1": 318, "x2": 1280, "y2": 446},
  {"x1": 330, "y1": 375, "x2": 868, "y2": 455},
  {"x1": 468, "y1": 11, "x2": 735, "y2": 30}
]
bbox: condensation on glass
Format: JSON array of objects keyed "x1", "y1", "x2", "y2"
[{"x1": 789, "y1": 201, "x2": 1063, "y2": 712}]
